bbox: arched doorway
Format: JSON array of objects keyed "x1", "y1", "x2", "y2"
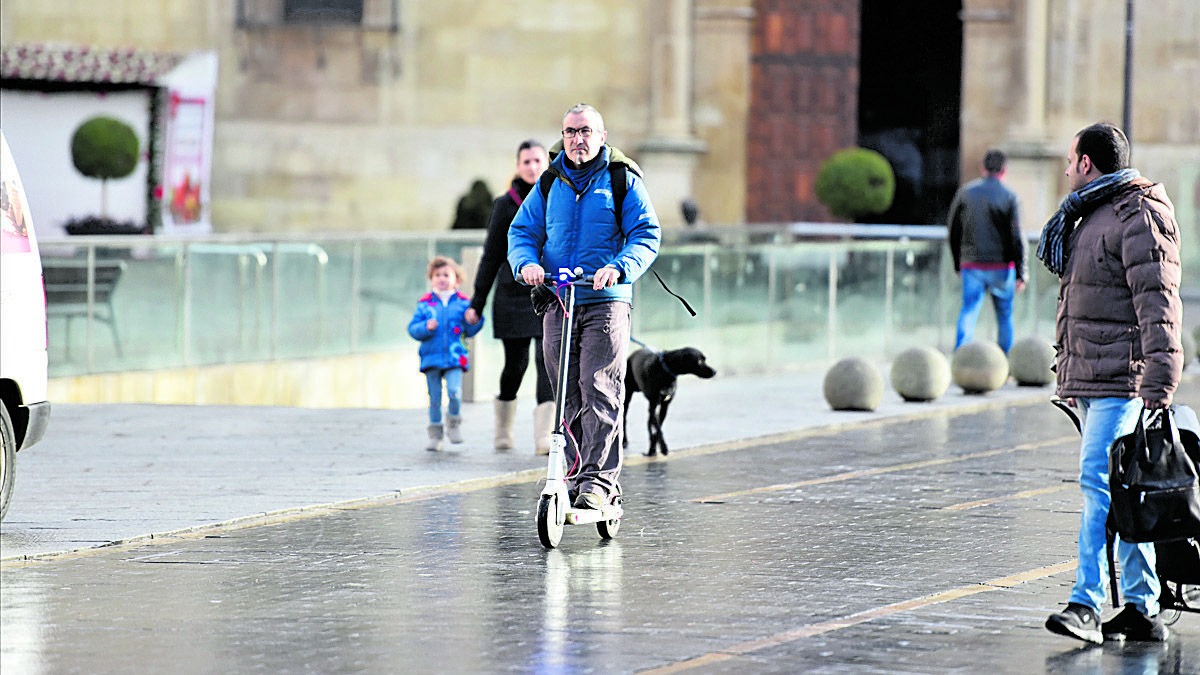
[{"x1": 858, "y1": 0, "x2": 963, "y2": 225}]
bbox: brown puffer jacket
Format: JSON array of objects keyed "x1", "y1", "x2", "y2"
[{"x1": 1055, "y1": 178, "x2": 1182, "y2": 403}]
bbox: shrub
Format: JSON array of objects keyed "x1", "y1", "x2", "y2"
[
  {"x1": 70, "y1": 116, "x2": 140, "y2": 216},
  {"x1": 71, "y1": 117, "x2": 139, "y2": 182},
  {"x1": 814, "y1": 148, "x2": 895, "y2": 221}
]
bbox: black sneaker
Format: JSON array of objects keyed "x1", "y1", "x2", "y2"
[
  {"x1": 1101, "y1": 604, "x2": 1169, "y2": 642},
  {"x1": 573, "y1": 492, "x2": 603, "y2": 510},
  {"x1": 1046, "y1": 603, "x2": 1103, "y2": 644}
]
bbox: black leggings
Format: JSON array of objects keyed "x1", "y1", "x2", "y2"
[{"x1": 499, "y1": 337, "x2": 553, "y2": 403}]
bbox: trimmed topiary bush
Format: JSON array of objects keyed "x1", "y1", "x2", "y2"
[
  {"x1": 814, "y1": 147, "x2": 896, "y2": 221},
  {"x1": 823, "y1": 357, "x2": 884, "y2": 411},
  {"x1": 70, "y1": 116, "x2": 140, "y2": 216},
  {"x1": 890, "y1": 347, "x2": 951, "y2": 402},
  {"x1": 1008, "y1": 336, "x2": 1056, "y2": 386},
  {"x1": 952, "y1": 341, "x2": 1009, "y2": 394}
]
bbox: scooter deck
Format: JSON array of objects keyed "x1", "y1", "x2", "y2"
[{"x1": 564, "y1": 504, "x2": 623, "y2": 525}]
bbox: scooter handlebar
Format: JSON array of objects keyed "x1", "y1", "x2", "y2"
[{"x1": 552, "y1": 267, "x2": 595, "y2": 287}]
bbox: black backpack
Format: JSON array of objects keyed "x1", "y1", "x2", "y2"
[{"x1": 536, "y1": 145, "x2": 694, "y2": 316}]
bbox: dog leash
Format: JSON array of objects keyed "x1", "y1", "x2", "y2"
[
  {"x1": 648, "y1": 268, "x2": 697, "y2": 317},
  {"x1": 627, "y1": 336, "x2": 676, "y2": 375},
  {"x1": 656, "y1": 351, "x2": 676, "y2": 376}
]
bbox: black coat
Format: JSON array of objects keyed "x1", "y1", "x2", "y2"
[{"x1": 469, "y1": 177, "x2": 542, "y2": 339}]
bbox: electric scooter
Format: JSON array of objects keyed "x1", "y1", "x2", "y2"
[{"x1": 535, "y1": 268, "x2": 623, "y2": 549}]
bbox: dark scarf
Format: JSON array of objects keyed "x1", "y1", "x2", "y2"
[
  {"x1": 1036, "y1": 168, "x2": 1140, "y2": 277},
  {"x1": 507, "y1": 177, "x2": 533, "y2": 206}
]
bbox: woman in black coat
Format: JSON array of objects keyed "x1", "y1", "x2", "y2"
[{"x1": 465, "y1": 139, "x2": 554, "y2": 452}]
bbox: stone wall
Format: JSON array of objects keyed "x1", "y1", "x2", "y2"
[
  {"x1": 2, "y1": 0, "x2": 752, "y2": 233},
  {"x1": 2, "y1": 0, "x2": 1194, "y2": 235},
  {"x1": 961, "y1": 0, "x2": 1200, "y2": 233}
]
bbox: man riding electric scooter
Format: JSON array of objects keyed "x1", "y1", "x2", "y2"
[{"x1": 507, "y1": 103, "x2": 661, "y2": 540}]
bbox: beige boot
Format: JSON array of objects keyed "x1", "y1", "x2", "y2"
[
  {"x1": 425, "y1": 424, "x2": 444, "y2": 452},
  {"x1": 533, "y1": 401, "x2": 555, "y2": 455},
  {"x1": 446, "y1": 415, "x2": 464, "y2": 444},
  {"x1": 494, "y1": 398, "x2": 516, "y2": 450}
]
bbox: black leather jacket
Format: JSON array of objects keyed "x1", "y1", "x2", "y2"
[{"x1": 947, "y1": 176, "x2": 1025, "y2": 280}]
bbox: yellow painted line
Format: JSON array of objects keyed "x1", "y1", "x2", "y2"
[
  {"x1": 693, "y1": 436, "x2": 1074, "y2": 503},
  {"x1": 635, "y1": 559, "x2": 1079, "y2": 675},
  {"x1": 940, "y1": 484, "x2": 1072, "y2": 511}
]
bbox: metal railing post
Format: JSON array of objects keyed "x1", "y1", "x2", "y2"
[
  {"x1": 827, "y1": 249, "x2": 838, "y2": 361},
  {"x1": 85, "y1": 244, "x2": 96, "y2": 371}
]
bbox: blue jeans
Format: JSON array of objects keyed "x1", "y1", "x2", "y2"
[
  {"x1": 955, "y1": 267, "x2": 1015, "y2": 352},
  {"x1": 1070, "y1": 397, "x2": 1160, "y2": 615},
  {"x1": 425, "y1": 368, "x2": 463, "y2": 424}
]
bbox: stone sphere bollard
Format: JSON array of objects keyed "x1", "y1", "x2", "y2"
[
  {"x1": 890, "y1": 346, "x2": 951, "y2": 402},
  {"x1": 1008, "y1": 336, "x2": 1056, "y2": 386},
  {"x1": 951, "y1": 341, "x2": 1009, "y2": 394},
  {"x1": 823, "y1": 357, "x2": 884, "y2": 411}
]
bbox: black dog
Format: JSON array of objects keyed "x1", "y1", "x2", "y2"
[{"x1": 622, "y1": 347, "x2": 716, "y2": 456}]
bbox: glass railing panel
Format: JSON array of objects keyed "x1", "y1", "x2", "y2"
[
  {"x1": 831, "y1": 243, "x2": 893, "y2": 360},
  {"x1": 183, "y1": 243, "x2": 272, "y2": 365},
  {"x1": 886, "y1": 240, "x2": 951, "y2": 355},
  {"x1": 40, "y1": 240, "x2": 186, "y2": 375},
  {"x1": 764, "y1": 245, "x2": 830, "y2": 369},
  {"x1": 35, "y1": 228, "x2": 1096, "y2": 382},
  {"x1": 354, "y1": 238, "x2": 443, "y2": 353}
]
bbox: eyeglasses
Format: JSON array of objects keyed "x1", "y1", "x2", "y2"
[{"x1": 561, "y1": 127, "x2": 594, "y2": 139}]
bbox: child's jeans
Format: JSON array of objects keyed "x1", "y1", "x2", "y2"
[{"x1": 425, "y1": 368, "x2": 463, "y2": 424}]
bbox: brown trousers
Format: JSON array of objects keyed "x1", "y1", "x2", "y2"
[{"x1": 542, "y1": 301, "x2": 630, "y2": 499}]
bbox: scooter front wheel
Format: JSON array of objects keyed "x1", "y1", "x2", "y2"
[{"x1": 537, "y1": 493, "x2": 564, "y2": 548}]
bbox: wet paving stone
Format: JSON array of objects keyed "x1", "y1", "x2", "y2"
[{"x1": 3, "y1": 401, "x2": 1198, "y2": 674}]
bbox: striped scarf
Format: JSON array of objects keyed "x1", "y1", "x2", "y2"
[{"x1": 1036, "y1": 168, "x2": 1140, "y2": 276}]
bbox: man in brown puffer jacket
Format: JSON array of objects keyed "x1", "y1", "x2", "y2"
[{"x1": 1039, "y1": 123, "x2": 1183, "y2": 645}]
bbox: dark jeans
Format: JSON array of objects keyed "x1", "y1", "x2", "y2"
[
  {"x1": 542, "y1": 301, "x2": 630, "y2": 499},
  {"x1": 498, "y1": 337, "x2": 553, "y2": 404}
]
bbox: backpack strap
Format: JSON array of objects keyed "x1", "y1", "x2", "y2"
[
  {"x1": 609, "y1": 162, "x2": 627, "y2": 232},
  {"x1": 538, "y1": 171, "x2": 555, "y2": 203}
]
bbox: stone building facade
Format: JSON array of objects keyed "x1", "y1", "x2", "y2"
[{"x1": 1, "y1": 0, "x2": 1196, "y2": 234}]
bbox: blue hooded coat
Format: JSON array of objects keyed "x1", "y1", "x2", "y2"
[
  {"x1": 408, "y1": 291, "x2": 484, "y2": 371},
  {"x1": 507, "y1": 146, "x2": 661, "y2": 305}
]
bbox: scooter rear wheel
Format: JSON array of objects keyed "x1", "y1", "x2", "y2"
[
  {"x1": 597, "y1": 498, "x2": 621, "y2": 540},
  {"x1": 537, "y1": 493, "x2": 564, "y2": 548}
]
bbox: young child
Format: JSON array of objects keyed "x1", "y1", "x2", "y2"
[{"x1": 408, "y1": 256, "x2": 484, "y2": 451}]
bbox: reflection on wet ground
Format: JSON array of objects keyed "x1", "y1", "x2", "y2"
[{"x1": 3, "y1": 402, "x2": 1197, "y2": 673}]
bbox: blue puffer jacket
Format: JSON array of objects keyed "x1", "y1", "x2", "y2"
[
  {"x1": 507, "y1": 146, "x2": 661, "y2": 305},
  {"x1": 407, "y1": 291, "x2": 484, "y2": 371}
]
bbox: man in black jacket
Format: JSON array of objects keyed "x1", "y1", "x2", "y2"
[{"x1": 947, "y1": 149, "x2": 1025, "y2": 352}]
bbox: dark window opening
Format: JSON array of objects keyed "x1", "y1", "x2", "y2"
[
  {"x1": 858, "y1": 0, "x2": 962, "y2": 225},
  {"x1": 284, "y1": 0, "x2": 363, "y2": 24}
]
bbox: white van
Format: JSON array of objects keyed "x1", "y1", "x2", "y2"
[{"x1": 1, "y1": 130, "x2": 51, "y2": 520}]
